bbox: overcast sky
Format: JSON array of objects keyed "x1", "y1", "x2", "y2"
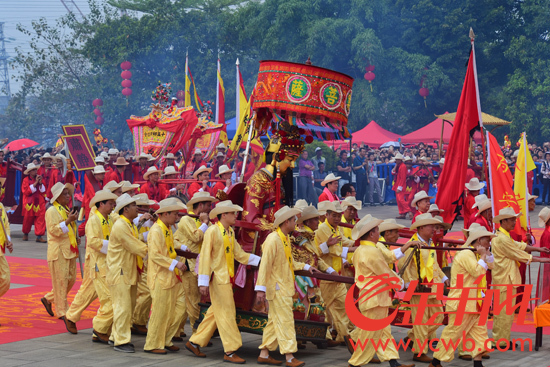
[{"x1": 1, "y1": 0, "x2": 92, "y2": 94}]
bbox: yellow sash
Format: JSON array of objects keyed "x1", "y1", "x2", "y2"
[
  {"x1": 277, "y1": 227, "x2": 294, "y2": 275},
  {"x1": 96, "y1": 211, "x2": 112, "y2": 240},
  {"x1": 121, "y1": 215, "x2": 143, "y2": 273},
  {"x1": 498, "y1": 227, "x2": 521, "y2": 268},
  {"x1": 411, "y1": 232, "x2": 435, "y2": 282},
  {"x1": 324, "y1": 219, "x2": 343, "y2": 273},
  {"x1": 341, "y1": 216, "x2": 355, "y2": 240},
  {"x1": 0, "y1": 205, "x2": 8, "y2": 253},
  {"x1": 53, "y1": 201, "x2": 78, "y2": 254},
  {"x1": 189, "y1": 209, "x2": 204, "y2": 252},
  {"x1": 217, "y1": 221, "x2": 235, "y2": 280},
  {"x1": 360, "y1": 240, "x2": 376, "y2": 248},
  {"x1": 157, "y1": 219, "x2": 181, "y2": 281},
  {"x1": 471, "y1": 247, "x2": 487, "y2": 308}
]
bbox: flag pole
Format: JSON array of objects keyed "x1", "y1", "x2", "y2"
[
  {"x1": 486, "y1": 130, "x2": 496, "y2": 232},
  {"x1": 471, "y1": 28, "x2": 490, "y2": 197},
  {"x1": 240, "y1": 114, "x2": 255, "y2": 183},
  {"x1": 236, "y1": 58, "x2": 240, "y2": 129},
  {"x1": 215, "y1": 51, "x2": 220, "y2": 125}
]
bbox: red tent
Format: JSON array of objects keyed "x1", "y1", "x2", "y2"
[
  {"x1": 400, "y1": 114, "x2": 482, "y2": 146},
  {"x1": 328, "y1": 120, "x2": 401, "y2": 149}
]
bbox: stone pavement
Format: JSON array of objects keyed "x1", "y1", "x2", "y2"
[{"x1": 2, "y1": 204, "x2": 550, "y2": 366}]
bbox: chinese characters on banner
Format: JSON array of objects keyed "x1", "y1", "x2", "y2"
[
  {"x1": 62, "y1": 124, "x2": 95, "y2": 155},
  {"x1": 62, "y1": 134, "x2": 96, "y2": 171}
]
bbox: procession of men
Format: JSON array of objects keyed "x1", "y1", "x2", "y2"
[{"x1": 1, "y1": 141, "x2": 550, "y2": 367}]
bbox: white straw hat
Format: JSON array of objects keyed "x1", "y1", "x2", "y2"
[
  {"x1": 341, "y1": 196, "x2": 362, "y2": 211},
  {"x1": 89, "y1": 189, "x2": 119, "y2": 208},
  {"x1": 465, "y1": 177, "x2": 485, "y2": 191},
  {"x1": 428, "y1": 204, "x2": 443, "y2": 213},
  {"x1": 187, "y1": 191, "x2": 217, "y2": 207},
  {"x1": 321, "y1": 173, "x2": 341, "y2": 187},
  {"x1": 114, "y1": 193, "x2": 139, "y2": 214},
  {"x1": 351, "y1": 214, "x2": 383, "y2": 241},
  {"x1": 24, "y1": 163, "x2": 40, "y2": 175},
  {"x1": 155, "y1": 198, "x2": 186, "y2": 214},
  {"x1": 193, "y1": 165, "x2": 212, "y2": 179},
  {"x1": 410, "y1": 213, "x2": 442, "y2": 230},
  {"x1": 411, "y1": 190, "x2": 433, "y2": 208},
  {"x1": 538, "y1": 207, "x2": 550, "y2": 227},
  {"x1": 273, "y1": 206, "x2": 301, "y2": 228},
  {"x1": 379, "y1": 218, "x2": 405, "y2": 233},
  {"x1": 50, "y1": 182, "x2": 74, "y2": 203},
  {"x1": 163, "y1": 166, "x2": 178, "y2": 176},
  {"x1": 143, "y1": 166, "x2": 163, "y2": 180},
  {"x1": 493, "y1": 207, "x2": 521, "y2": 224},
  {"x1": 92, "y1": 165, "x2": 106, "y2": 175},
  {"x1": 297, "y1": 205, "x2": 320, "y2": 224},
  {"x1": 216, "y1": 165, "x2": 234, "y2": 177},
  {"x1": 464, "y1": 228, "x2": 497, "y2": 247},
  {"x1": 209, "y1": 200, "x2": 243, "y2": 220}
]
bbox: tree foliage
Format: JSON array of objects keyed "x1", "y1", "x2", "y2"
[{"x1": 2, "y1": 0, "x2": 550, "y2": 146}]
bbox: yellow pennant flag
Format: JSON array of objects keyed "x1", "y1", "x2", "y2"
[
  {"x1": 514, "y1": 133, "x2": 536, "y2": 230},
  {"x1": 184, "y1": 53, "x2": 191, "y2": 107},
  {"x1": 228, "y1": 95, "x2": 252, "y2": 161}
]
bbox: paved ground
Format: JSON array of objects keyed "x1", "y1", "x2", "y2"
[{"x1": 2, "y1": 204, "x2": 550, "y2": 366}]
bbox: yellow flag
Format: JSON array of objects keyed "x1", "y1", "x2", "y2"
[
  {"x1": 228, "y1": 96, "x2": 252, "y2": 161},
  {"x1": 514, "y1": 133, "x2": 536, "y2": 230},
  {"x1": 184, "y1": 53, "x2": 191, "y2": 107}
]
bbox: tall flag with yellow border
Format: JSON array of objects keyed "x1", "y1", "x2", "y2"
[
  {"x1": 184, "y1": 51, "x2": 191, "y2": 107},
  {"x1": 514, "y1": 132, "x2": 536, "y2": 230},
  {"x1": 215, "y1": 55, "x2": 228, "y2": 147}
]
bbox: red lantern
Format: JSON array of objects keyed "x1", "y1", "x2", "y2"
[
  {"x1": 121, "y1": 79, "x2": 132, "y2": 88},
  {"x1": 121, "y1": 70, "x2": 132, "y2": 79},
  {"x1": 92, "y1": 98, "x2": 103, "y2": 107},
  {"x1": 122, "y1": 88, "x2": 133, "y2": 96},
  {"x1": 93, "y1": 108, "x2": 103, "y2": 116},
  {"x1": 120, "y1": 61, "x2": 132, "y2": 70},
  {"x1": 364, "y1": 71, "x2": 375, "y2": 92},
  {"x1": 419, "y1": 87, "x2": 429, "y2": 108},
  {"x1": 95, "y1": 117, "x2": 104, "y2": 125},
  {"x1": 365, "y1": 65, "x2": 375, "y2": 72}
]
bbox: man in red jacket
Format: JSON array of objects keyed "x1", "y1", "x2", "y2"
[
  {"x1": 211, "y1": 164, "x2": 234, "y2": 197},
  {"x1": 78, "y1": 165, "x2": 106, "y2": 236},
  {"x1": 188, "y1": 165, "x2": 212, "y2": 199},
  {"x1": 37, "y1": 153, "x2": 55, "y2": 195},
  {"x1": 105, "y1": 157, "x2": 129, "y2": 183},
  {"x1": 140, "y1": 166, "x2": 167, "y2": 202},
  {"x1": 392, "y1": 153, "x2": 410, "y2": 219},
  {"x1": 317, "y1": 173, "x2": 341, "y2": 202},
  {"x1": 132, "y1": 153, "x2": 149, "y2": 183},
  {"x1": 22, "y1": 163, "x2": 47, "y2": 242},
  {"x1": 464, "y1": 177, "x2": 485, "y2": 229}
]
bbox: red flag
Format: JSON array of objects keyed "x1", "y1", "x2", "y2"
[
  {"x1": 487, "y1": 132, "x2": 523, "y2": 235},
  {"x1": 435, "y1": 49, "x2": 482, "y2": 223}
]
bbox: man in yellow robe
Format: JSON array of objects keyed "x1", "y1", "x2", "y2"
[
  {"x1": 144, "y1": 198, "x2": 188, "y2": 354},
  {"x1": 490, "y1": 207, "x2": 550, "y2": 348},
  {"x1": 107, "y1": 193, "x2": 148, "y2": 353},
  {"x1": 315, "y1": 201, "x2": 357, "y2": 342},
  {"x1": 0, "y1": 198, "x2": 13, "y2": 318},
  {"x1": 429, "y1": 227, "x2": 495, "y2": 367},
  {"x1": 256, "y1": 206, "x2": 320, "y2": 367},
  {"x1": 347, "y1": 215, "x2": 414, "y2": 367},
  {"x1": 398, "y1": 213, "x2": 448, "y2": 363},
  {"x1": 63, "y1": 181, "x2": 123, "y2": 334},
  {"x1": 41, "y1": 182, "x2": 79, "y2": 320},
  {"x1": 174, "y1": 191, "x2": 216, "y2": 337},
  {"x1": 185, "y1": 200, "x2": 260, "y2": 364}
]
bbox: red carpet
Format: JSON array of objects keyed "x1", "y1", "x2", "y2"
[{"x1": 0, "y1": 256, "x2": 99, "y2": 344}]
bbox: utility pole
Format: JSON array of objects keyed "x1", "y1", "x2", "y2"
[{"x1": 0, "y1": 22, "x2": 10, "y2": 115}]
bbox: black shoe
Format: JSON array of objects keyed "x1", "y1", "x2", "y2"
[
  {"x1": 108, "y1": 340, "x2": 114, "y2": 346},
  {"x1": 114, "y1": 343, "x2": 135, "y2": 353}
]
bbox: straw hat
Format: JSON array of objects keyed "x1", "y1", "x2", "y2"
[
  {"x1": 294, "y1": 199, "x2": 308, "y2": 211},
  {"x1": 94, "y1": 156, "x2": 105, "y2": 163},
  {"x1": 493, "y1": 207, "x2": 521, "y2": 224},
  {"x1": 317, "y1": 201, "x2": 332, "y2": 216},
  {"x1": 464, "y1": 228, "x2": 497, "y2": 247},
  {"x1": 92, "y1": 165, "x2": 106, "y2": 175},
  {"x1": 193, "y1": 165, "x2": 212, "y2": 179},
  {"x1": 529, "y1": 193, "x2": 539, "y2": 201},
  {"x1": 472, "y1": 194, "x2": 488, "y2": 209},
  {"x1": 165, "y1": 152, "x2": 176, "y2": 159},
  {"x1": 465, "y1": 177, "x2": 485, "y2": 191},
  {"x1": 433, "y1": 215, "x2": 452, "y2": 230},
  {"x1": 403, "y1": 157, "x2": 413, "y2": 163},
  {"x1": 147, "y1": 154, "x2": 156, "y2": 162},
  {"x1": 297, "y1": 205, "x2": 320, "y2": 224},
  {"x1": 187, "y1": 191, "x2": 217, "y2": 207},
  {"x1": 120, "y1": 180, "x2": 139, "y2": 193},
  {"x1": 326, "y1": 201, "x2": 345, "y2": 214},
  {"x1": 273, "y1": 206, "x2": 301, "y2": 228},
  {"x1": 193, "y1": 148, "x2": 203, "y2": 156},
  {"x1": 217, "y1": 143, "x2": 227, "y2": 150},
  {"x1": 351, "y1": 214, "x2": 384, "y2": 241},
  {"x1": 54, "y1": 154, "x2": 67, "y2": 162},
  {"x1": 89, "y1": 189, "x2": 119, "y2": 208},
  {"x1": 216, "y1": 165, "x2": 234, "y2": 177},
  {"x1": 108, "y1": 148, "x2": 119, "y2": 155},
  {"x1": 513, "y1": 150, "x2": 520, "y2": 158},
  {"x1": 163, "y1": 166, "x2": 178, "y2": 176},
  {"x1": 321, "y1": 173, "x2": 341, "y2": 187},
  {"x1": 155, "y1": 197, "x2": 186, "y2": 215},
  {"x1": 24, "y1": 163, "x2": 40, "y2": 175},
  {"x1": 103, "y1": 180, "x2": 124, "y2": 193},
  {"x1": 462, "y1": 222, "x2": 483, "y2": 237},
  {"x1": 538, "y1": 207, "x2": 550, "y2": 227},
  {"x1": 394, "y1": 153, "x2": 404, "y2": 161},
  {"x1": 143, "y1": 166, "x2": 163, "y2": 180},
  {"x1": 341, "y1": 196, "x2": 362, "y2": 211},
  {"x1": 438, "y1": 158, "x2": 445, "y2": 165},
  {"x1": 410, "y1": 213, "x2": 442, "y2": 230},
  {"x1": 134, "y1": 193, "x2": 155, "y2": 206},
  {"x1": 114, "y1": 157, "x2": 129, "y2": 166},
  {"x1": 100, "y1": 152, "x2": 109, "y2": 159},
  {"x1": 50, "y1": 182, "x2": 74, "y2": 203},
  {"x1": 136, "y1": 152, "x2": 149, "y2": 160},
  {"x1": 114, "y1": 193, "x2": 139, "y2": 214},
  {"x1": 475, "y1": 199, "x2": 492, "y2": 216},
  {"x1": 411, "y1": 190, "x2": 433, "y2": 208},
  {"x1": 216, "y1": 152, "x2": 225, "y2": 158},
  {"x1": 209, "y1": 200, "x2": 243, "y2": 220},
  {"x1": 379, "y1": 218, "x2": 405, "y2": 233},
  {"x1": 427, "y1": 204, "x2": 444, "y2": 214},
  {"x1": 40, "y1": 152, "x2": 53, "y2": 161}
]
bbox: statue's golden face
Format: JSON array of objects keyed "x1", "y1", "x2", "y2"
[{"x1": 278, "y1": 153, "x2": 298, "y2": 173}]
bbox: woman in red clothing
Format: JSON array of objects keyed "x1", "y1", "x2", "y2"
[{"x1": 21, "y1": 163, "x2": 47, "y2": 242}]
